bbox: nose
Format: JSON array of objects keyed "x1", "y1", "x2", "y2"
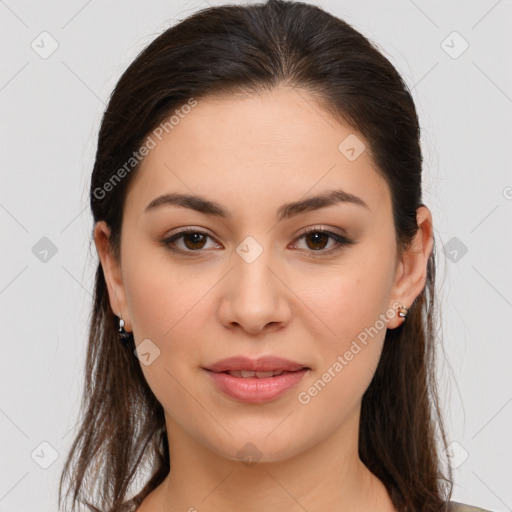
[{"x1": 217, "y1": 247, "x2": 292, "y2": 335}]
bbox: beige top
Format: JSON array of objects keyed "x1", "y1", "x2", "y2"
[
  {"x1": 450, "y1": 502, "x2": 495, "y2": 512},
  {"x1": 127, "y1": 500, "x2": 495, "y2": 511}
]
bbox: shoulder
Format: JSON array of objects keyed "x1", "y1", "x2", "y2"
[{"x1": 449, "y1": 500, "x2": 496, "y2": 512}]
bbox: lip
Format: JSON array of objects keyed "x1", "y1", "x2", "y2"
[
  {"x1": 204, "y1": 368, "x2": 309, "y2": 403},
  {"x1": 203, "y1": 355, "x2": 310, "y2": 404},
  {"x1": 204, "y1": 355, "x2": 308, "y2": 373}
]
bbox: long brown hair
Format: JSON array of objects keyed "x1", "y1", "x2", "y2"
[{"x1": 58, "y1": 1, "x2": 454, "y2": 510}]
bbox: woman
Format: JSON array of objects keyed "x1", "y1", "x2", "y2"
[{"x1": 58, "y1": 1, "x2": 495, "y2": 511}]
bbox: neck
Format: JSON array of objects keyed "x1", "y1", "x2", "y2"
[{"x1": 147, "y1": 406, "x2": 396, "y2": 512}]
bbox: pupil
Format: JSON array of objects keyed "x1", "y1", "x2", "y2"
[
  {"x1": 186, "y1": 233, "x2": 205, "y2": 249},
  {"x1": 309, "y1": 232, "x2": 327, "y2": 250}
]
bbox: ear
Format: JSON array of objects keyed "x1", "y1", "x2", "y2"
[
  {"x1": 387, "y1": 206, "x2": 434, "y2": 329},
  {"x1": 93, "y1": 221, "x2": 132, "y2": 332}
]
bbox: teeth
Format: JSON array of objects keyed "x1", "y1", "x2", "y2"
[
  {"x1": 254, "y1": 371, "x2": 276, "y2": 378},
  {"x1": 226, "y1": 370, "x2": 286, "y2": 378}
]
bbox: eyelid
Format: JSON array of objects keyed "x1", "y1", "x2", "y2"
[
  {"x1": 161, "y1": 226, "x2": 220, "y2": 253},
  {"x1": 161, "y1": 225, "x2": 354, "y2": 256},
  {"x1": 291, "y1": 226, "x2": 354, "y2": 257},
  {"x1": 294, "y1": 224, "x2": 348, "y2": 239}
]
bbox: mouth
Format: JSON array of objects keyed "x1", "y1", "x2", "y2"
[
  {"x1": 203, "y1": 355, "x2": 310, "y2": 374},
  {"x1": 214, "y1": 369, "x2": 304, "y2": 378},
  {"x1": 202, "y1": 356, "x2": 310, "y2": 403}
]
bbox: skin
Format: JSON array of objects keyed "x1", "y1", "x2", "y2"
[{"x1": 94, "y1": 86, "x2": 433, "y2": 512}]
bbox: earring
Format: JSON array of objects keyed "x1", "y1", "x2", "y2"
[
  {"x1": 397, "y1": 304, "x2": 409, "y2": 320},
  {"x1": 117, "y1": 313, "x2": 133, "y2": 346}
]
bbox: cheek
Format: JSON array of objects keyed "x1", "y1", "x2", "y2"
[
  {"x1": 302, "y1": 259, "x2": 394, "y2": 345},
  {"x1": 123, "y1": 243, "x2": 214, "y2": 341},
  {"x1": 296, "y1": 277, "x2": 389, "y2": 427},
  {"x1": 298, "y1": 250, "x2": 394, "y2": 401},
  {"x1": 122, "y1": 256, "x2": 211, "y2": 417},
  {"x1": 122, "y1": 250, "x2": 224, "y2": 393}
]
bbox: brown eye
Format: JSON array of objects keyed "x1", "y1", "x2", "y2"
[
  {"x1": 162, "y1": 229, "x2": 219, "y2": 254},
  {"x1": 181, "y1": 232, "x2": 208, "y2": 250},
  {"x1": 293, "y1": 228, "x2": 354, "y2": 257},
  {"x1": 303, "y1": 231, "x2": 330, "y2": 251},
  {"x1": 162, "y1": 226, "x2": 354, "y2": 257}
]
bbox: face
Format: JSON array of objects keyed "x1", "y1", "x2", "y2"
[{"x1": 95, "y1": 86, "x2": 432, "y2": 464}]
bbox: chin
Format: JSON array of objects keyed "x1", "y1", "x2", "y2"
[{"x1": 204, "y1": 431, "x2": 308, "y2": 466}]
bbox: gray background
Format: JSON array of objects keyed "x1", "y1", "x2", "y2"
[{"x1": 1, "y1": 0, "x2": 511, "y2": 511}]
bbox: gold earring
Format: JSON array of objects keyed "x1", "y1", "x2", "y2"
[{"x1": 397, "y1": 304, "x2": 409, "y2": 319}]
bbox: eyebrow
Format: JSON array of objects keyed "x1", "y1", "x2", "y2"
[{"x1": 144, "y1": 188, "x2": 370, "y2": 221}]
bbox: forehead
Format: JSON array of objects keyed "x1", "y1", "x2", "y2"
[{"x1": 125, "y1": 87, "x2": 391, "y2": 217}]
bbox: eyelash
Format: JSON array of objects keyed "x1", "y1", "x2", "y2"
[{"x1": 161, "y1": 226, "x2": 354, "y2": 258}]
